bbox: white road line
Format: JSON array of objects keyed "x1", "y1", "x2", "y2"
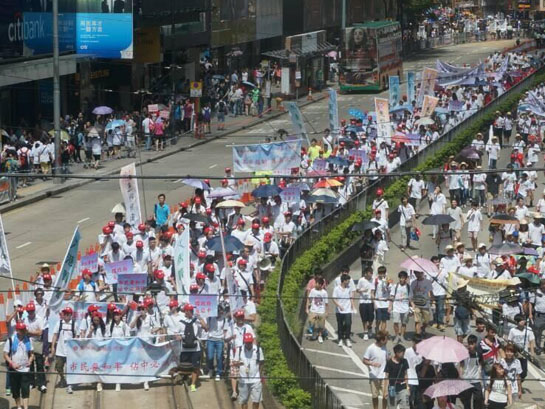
[
  {"x1": 314, "y1": 365, "x2": 366, "y2": 378},
  {"x1": 526, "y1": 362, "x2": 545, "y2": 389},
  {"x1": 16, "y1": 242, "x2": 31, "y2": 249},
  {"x1": 77, "y1": 217, "x2": 90, "y2": 223},
  {"x1": 303, "y1": 348, "x2": 352, "y2": 358},
  {"x1": 173, "y1": 179, "x2": 183, "y2": 183},
  {"x1": 325, "y1": 321, "x2": 370, "y2": 376},
  {"x1": 330, "y1": 385, "x2": 373, "y2": 397},
  {"x1": 209, "y1": 164, "x2": 218, "y2": 169}
]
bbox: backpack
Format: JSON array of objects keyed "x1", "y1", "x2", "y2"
[
  {"x1": 182, "y1": 318, "x2": 198, "y2": 349},
  {"x1": 19, "y1": 149, "x2": 28, "y2": 167},
  {"x1": 8, "y1": 335, "x2": 32, "y2": 359},
  {"x1": 77, "y1": 279, "x2": 96, "y2": 293},
  {"x1": 58, "y1": 319, "x2": 76, "y2": 338}
]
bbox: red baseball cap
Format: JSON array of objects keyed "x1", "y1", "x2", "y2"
[
  {"x1": 136, "y1": 240, "x2": 144, "y2": 248},
  {"x1": 169, "y1": 300, "x2": 179, "y2": 308},
  {"x1": 243, "y1": 332, "x2": 254, "y2": 343},
  {"x1": 264, "y1": 233, "x2": 272, "y2": 243},
  {"x1": 183, "y1": 303, "x2": 195, "y2": 312},
  {"x1": 196, "y1": 272, "x2": 207, "y2": 280},
  {"x1": 102, "y1": 226, "x2": 112, "y2": 235},
  {"x1": 15, "y1": 322, "x2": 26, "y2": 331}
]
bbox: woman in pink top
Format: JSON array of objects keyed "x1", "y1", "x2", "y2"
[{"x1": 153, "y1": 120, "x2": 164, "y2": 151}]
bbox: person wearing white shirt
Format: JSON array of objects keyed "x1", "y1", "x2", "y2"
[
  {"x1": 528, "y1": 214, "x2": 545, "y2": 247},
  {"x1": 50, "y1": 307, "x2": 76, "y2": 393},
  {"x1": 466, "y1": 202, "x2": 483, "y2": 251},
  {"x1": 231, "y1": 333, "x2": 264, "y2": 407},
  {"x1": 407, "y1": 175, "x2": 426, "y2": 209},
  {"x1": 362, "y1": 331, "x2": 389, "y2": 409},
  {"x1": 389, "y1": 271, "x2": 411, "y2": 342},
  {"x1": 514, "y1": 198, "x2": 529, "y2": 221},
  {"x1": 472, "y1": 168, "x2": 487, "y2": 207},
  {"x1": 332, "y1": 274, "x2": 355, "y2": 347},
  {"x1": 4, "y1": 322, "x2": 34, "y2": 408},
  {"x1": 306, "y1": 278, "x2": 328, "y2": 343},
  {"x1": 486, "y1": 136, "x2": 500, "y2": 169},
  {"x1": 430, "y1": 187, "x2": 447, "y2": 239},
  {"x1": 398, "y1": 197, "x2": 416, "y2": 250},
  {"x1": 475, "y1": 244, "x2": 492, "y2": 278},
  {"x1": 357, "y1": 268, "x2": 375, "y2": 341},
  {"x1": 536, "y1": 189, "x2": 545, "y2": 217},
  {"x1": 459, "y1": 255, "x2": 477, "y2": 278},
  {"x1": 502, "y1": 169, "x2": 517, "y2": 201},
  {"x1": 447, "y1": 199, "x2": 464, "y2": 241}
]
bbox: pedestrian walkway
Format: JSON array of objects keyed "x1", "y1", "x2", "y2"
[{"x1": 301, "y1": 140, "x2": 545, "y2": 408}]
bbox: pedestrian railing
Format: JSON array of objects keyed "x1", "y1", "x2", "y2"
[{"x1": 274, "y1": 64, "x2": 545, "y2": 409}]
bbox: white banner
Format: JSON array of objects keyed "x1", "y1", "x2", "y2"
[
  {"x1": 327, "y1": 88, "x2": 340, "y2": 134},
  {"x1": 66, "y1": 338, "x2": 180, "y2": 384},
  {"x1": 284, "y1": 102, "x2": 309, "y2": 143},
  {"x1": 232, "y1": 140, "x2": 302, "y2": 173},
  {"x1": 173, "y1": 227, "x2": 190, "y2": 298},
  {"x1": 119, "y1": 163, "x2": 142, "y2": 228},
  {"x1": 0, "y1": 215, "x2": 13, "y2": 285},
  {"x1": 416, "y1": 68, "x2": 438, "y2": 108},
  {"x1": 374, "y1": 98, "x2": 391, "y2": 142}
]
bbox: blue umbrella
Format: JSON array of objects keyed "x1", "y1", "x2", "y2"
[
  {"x1": 391, "y1": 104, "x2": 414, "y2": 113},
  {"x1": 348, "y1": 108, "x2": 365, "y2": 120},
  {"x1": 105, "y1": 119, "x2": 125, "y2": 131},
  {"x1": 306, "y1": 195, "x2": 338, "y2": 204},
  {"x1": 208, "y1": 187, "x2": 239, "y2": 199},
  {"x1": 327, "y1": 156, "x2": 350, "y2": 167},
  {"x1": 182, "y1": 179, "x2": 210, "y2": 191},
  {"x1": 288, "y1": 182, "x2": 310, "y2": 191},
  {"x1": 92, "y1": 106, "x2": 113, "y2": 115},
  {"x1": 252, "y1": 184, "x2": 282, "y2": 198},
  {"x1": 206, "y1": 235, "x2": 244, "y2": 253},
  {"x1": 434, "y1": 107, "x2": 449, "y2": 114}
]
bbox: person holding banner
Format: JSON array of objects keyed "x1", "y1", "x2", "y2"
[
  {"x1": 4, "y1": 322, "x2": 34, "y2": 409},
  {"x1": 50, "y1": 307, "x2": 76, "y2": 394},
  {"x1": 179, "y1": 304, "x2": 208, "y2": 392}
]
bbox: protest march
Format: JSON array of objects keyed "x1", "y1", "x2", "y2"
[{"x1": 1, "y1": 38, "x2": 545, "y2": 409}]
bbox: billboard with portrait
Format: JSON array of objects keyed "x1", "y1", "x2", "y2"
[{"x1": 342, "y1": 26, "x2": 378, "y2": 86}]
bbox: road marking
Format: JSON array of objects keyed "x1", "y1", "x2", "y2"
[
  {"x1": 325, "y1": 321, "x2": 370, "y2": 376},
  {"x1": 330, "y1": 385, "x2": 373, "y2": 397},
  {"x1": 77, "y1": 217, "x2": 90, "y2": 224},
  {"x1": 173, "y1": 179, "x2": 183, "y2": 183},
  {"x1": 209, "y1": 164, "x2": 218, "y2": 169},
  {"x1": 16, "y1": 242, "x2": 31, "y2": 249},
  {"x1": 303, "y1": 348, "x2": 352, "y2": 358},
  {"x1": 527, "y1": 362, "x2": 545, "y2": 389},
  {"x1": 314, "y1": 365, "x2": 366, "y2": 378}
]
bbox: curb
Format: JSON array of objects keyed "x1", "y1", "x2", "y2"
[{"x1": 0, "y1": 93, "x2": 326, "y2": 214}]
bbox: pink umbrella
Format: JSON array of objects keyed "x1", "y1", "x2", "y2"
[
  {"x1": 400, "y1": 256, "x2": 438, "y2": 274},
  {"x1": 424, "y1": 380, "x2": 473, "y2": 398},
  {"x1": 416, "y1": 336, "x2": 469, "y2": 363}
]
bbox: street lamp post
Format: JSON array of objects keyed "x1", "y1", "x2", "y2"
[{"x1": 52, "y1": 0, "x2": 62, "y2": 183}]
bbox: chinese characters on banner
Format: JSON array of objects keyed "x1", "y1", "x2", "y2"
[
  {"x1": 49, "y1": 227, "x2": 81, "y2": 310},
  {"x1": 374, "y1": 98, "x2": 391, "y2": 142},
  {"x1": 79, "y1": 253, "x2": 99, "y2": 273},
  {"x1": 189, "y1": 294, "x2": 218, "y2": 319},
  {"x1": 280, "y1": 187, "x2": 300, "y2": 205},
  {"x1": 174, "y1": 227, "x2": 190, "y2": 297},
  {"x1": 448, "y1": 100, "x2": 464, "y2": 112},
  {"x1": 119, "y1": 163, "x2": 142, "y2": 228},
  {"x1": 421, "y1": 95, "x2": 439, "y2": 118},
  {"x1": 232, "y1": 140, "x2": 302, "y2": 173},
  {"x1": 66, "y1": 338, "x2": 180, "y2": 384},
  {"x1": 416, "y1": 67, "x2": 438, "y2": 108},
  {"x1": 312, "y1": 158, "x2": 327, "y2": 171},
  {"x1": 104, "y1": 259, "x2": 134, "y2": 285},
  {"x1": 348, "y1": 149, "x2": 368, "y2": 164},
  {"x1": 117, "y1": 274, "x2": 148, "y2": 294}
]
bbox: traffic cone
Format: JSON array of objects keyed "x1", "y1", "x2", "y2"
[
  {"x1": 6, "y1": 289, "x2": 13, "y2": 314},
  {"x1": 22, "y1": 282, "x2": 30, "y2": 305},
  {"x1": 14, "y1": 285, "x2": 21, "y2": 305},
  {"x1": 0, "y1": 294, "x2": 7, "y2": 340},
  {"x1": 95, "y1": 243, "x2": 100, "y2": 252},
  {"x1": 29, "y1": 274, "x2": 35, "y2": 284},
  {"x1": 56, "y1": 262, "x2": 61, "y2": 272},
  {"x1": 78, "y1": 251, "x2": 81, "y2": 261},
  {"x1": 307, "y1": 88, "x2": 313, "y2": 101}
]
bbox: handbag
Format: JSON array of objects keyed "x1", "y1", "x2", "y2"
[{"x1": 388, "y1": 361, "x2": 404, "y2": 398}]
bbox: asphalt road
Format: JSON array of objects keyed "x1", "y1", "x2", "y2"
[
  {"x1": 0, "y1": 39, "x2": 521, "y2": 409},
  {"x1": 1, "y1": 39, "x2": 518, "y2": 283}
]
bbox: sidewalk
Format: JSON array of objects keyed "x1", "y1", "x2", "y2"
[{"x1": 1, "y1": 91, "x2": 326, "y2": 214}]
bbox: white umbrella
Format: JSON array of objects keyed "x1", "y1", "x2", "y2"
[{"x1": 111, "y1": 203, "x2": 126, "y2": 214}]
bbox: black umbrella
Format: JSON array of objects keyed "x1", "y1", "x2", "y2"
[
  {"x1": 206, "y1": 235, "x2": 244, "y2": 253},
  {"x1": 351, "y1": 221, "x2": 380, "y2": 232},
  {"x1": 490, "y1": 213, "x2": 518, "y2": 221},
  {"x1": 456, "y1": 146, "x2": 481, "y2": 161},
  {"x1": 183, "y1": 213, "x2": 209, "y2": 223},
  {"x1": 421, "y1": 214, "x2": 455, "y2": 225},
  {"x1": 488, "y1": 242, "x2": 523, "y2": 255},
  {"x1": 490, "y1": 197, "x2": 509, "y2": 206}
]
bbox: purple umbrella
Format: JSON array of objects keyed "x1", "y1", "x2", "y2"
[
  {"x1": 92, "y1": 106, "x2": 113, "y2": 115},
  {"x1": 424, "y1": 380, "x2": 473, "y2": 398}
]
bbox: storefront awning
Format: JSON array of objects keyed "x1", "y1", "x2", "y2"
[
  {"x1": 262, "y1": 41, "x2": 336, "y2": 60},
  {"x1": 0, "y1": 55, "x2": 81, "y2": 87}
]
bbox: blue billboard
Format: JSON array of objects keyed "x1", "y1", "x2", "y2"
[
  {"x1": 22, "y1": 12, "x2": 75, "y2": 56},
  {"x1": 75, "y1": 13, "x2": 133, "y2": 59}
]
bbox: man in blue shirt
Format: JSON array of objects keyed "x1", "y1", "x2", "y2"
[{"x1": 154, "y1": 193, "x2": 170, "y2": 227}]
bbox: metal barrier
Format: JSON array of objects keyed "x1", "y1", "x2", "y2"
[{"x1": 274, "y1": 65, "x2": 544, "y2": 409}]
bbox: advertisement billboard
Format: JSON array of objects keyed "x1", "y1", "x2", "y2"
[
  {"x1": 75, "y1": 0, "x2": 133, "y2": 59},
  {"x1": 0, "y1": 0, "x2": 132, "y2": 60}
]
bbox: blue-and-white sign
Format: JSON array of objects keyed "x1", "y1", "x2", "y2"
[{"x1": 232, "y1": 140, "x2": 302, "y2": 173}]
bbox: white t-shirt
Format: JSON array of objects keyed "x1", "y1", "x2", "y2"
[
  {"x1": 398, "y1": 204, "x2": 415, "y2": 227},
  {"x1": 390, "y1": 283, "x2": 411, "y2": 313},
  {"x1": 307, "y1": 288, "x2": 328, "y2": 314},
  {"x1": 357, "y1": 277, "x2": 373, "y2": 304},
  {"x1": 332, "y1": 285, "x2": 353, "y2": 314},
  {"x1": 232, "y1": 345, "x2": 264, "y2": 384},
  {"x1": 4, "y1": 335, "x2": 33, "y2": 372},
  {"x1": 408, "y1": 179, "x2": 425, "y2": 199},
  {"x1": 404, "y1": 347, "x2": 422, "y2": 386},
  {"x1": 507, "y1": 326, "x2": 535, "y2": 352},
  {"x1": 53, "y1": 319, "x2": 75, "y2": 357},
  {"x1": 373, "y1": 279, "x2": 391, "y2": 309},
  {"x1": 363, "y1": 343, "x2": 388, "y2": 379},
  {"x1": 500, "y1": 358, "x2": 522, "y2": 395},
  {"x1": 528, "y1": 223, "x2": 545, "y2": 246},
  {"x1": 466, "y1": 209, "x2": 482, "y2": 232}
]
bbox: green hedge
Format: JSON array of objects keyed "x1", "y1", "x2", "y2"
[{"x1": 257, "y1": 71, "x2": 545, "y2": 409}]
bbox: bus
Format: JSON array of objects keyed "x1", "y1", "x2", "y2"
[{"x1": 339, "y1": 21, "x2": 403, "y2": 93}]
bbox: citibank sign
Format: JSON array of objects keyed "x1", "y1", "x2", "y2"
[{"x1": 8, "y1": 14, "x2": 46, "y2": 42}]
